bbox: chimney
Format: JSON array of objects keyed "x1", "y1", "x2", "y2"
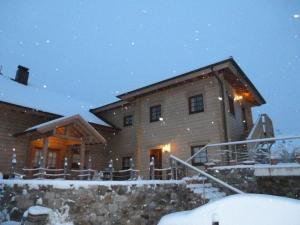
[{"x1": 15, "y1": 65, "x2": 29, "y2": 85}]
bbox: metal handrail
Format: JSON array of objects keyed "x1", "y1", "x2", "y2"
[
  {"x1": 170, "y1": 155, "x2": 244, "y2": 194},
  {"x1": 186, "y1": 135, "x2": 300, "y2": 163}
]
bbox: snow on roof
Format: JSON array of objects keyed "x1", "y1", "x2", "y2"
[{"x1": 0, "y1": 75, "x2": 109, "y2": 126}]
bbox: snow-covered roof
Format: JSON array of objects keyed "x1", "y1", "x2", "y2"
[
  {"x1": 0, "y1": 75, "x2": 109, "y2": 127},
  {"x1": 23, "y1": 114, "x2": 107, "y2": 144}
]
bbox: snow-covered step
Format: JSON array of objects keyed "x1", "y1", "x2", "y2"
[
  {"x1": 182, "y1": 176, "x2": 208, "y2": 184},
  {"x1": 186, "y1": 181, "x2": 227, "y2": 202},
  {"x1": 186, "y1": 183, "x2": 212, "y2": 189}
]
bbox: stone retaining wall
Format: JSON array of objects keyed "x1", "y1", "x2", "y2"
[
  {"x1": 0, "y1": 181, "x2": 204, "y2": 225},
  {"x1": 208, "y1": 168, "x2": 300, "y2": 199}
]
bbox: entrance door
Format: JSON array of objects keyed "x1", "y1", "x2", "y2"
[{"x1": 149, "y1": 149, "x2": 162, "y2": 179}]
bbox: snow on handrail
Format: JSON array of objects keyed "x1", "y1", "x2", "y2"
[
  {"x1": 170, "y1": 155, "x2": 244, "y2": 194},
  {"x1": 71, "y1": 169, "x2": 97, "y2": 172},
  {"x1": 154, "y1": 167, "x2": 171, "y2": 171}
]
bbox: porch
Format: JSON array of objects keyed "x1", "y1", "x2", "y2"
[{"x1": 16, "y1": 115, "x2": 106, "y2": 178}]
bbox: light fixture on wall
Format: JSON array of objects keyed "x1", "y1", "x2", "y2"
[
  {"x1": 162, "y1": 143, "x2": 171, "y2": 153},
  {"x1": 234, "y1": 95, "x2": 243, "y2": 101}
]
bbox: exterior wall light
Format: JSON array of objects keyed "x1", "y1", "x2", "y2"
[
  {"x1": 162, "y1": 143, "x2": 171, "y2": 153},
  {"x1": 234, "y1": 95, "x2": 243, "y2": 101}
]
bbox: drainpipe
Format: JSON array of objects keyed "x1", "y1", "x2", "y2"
[{"x1": 211, "y1": 67, "x2": 229, "y2": 143}]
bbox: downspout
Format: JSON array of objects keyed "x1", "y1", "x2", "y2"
[{"x1": 211, "y1": 67, "x2": 229, "y2": 142}]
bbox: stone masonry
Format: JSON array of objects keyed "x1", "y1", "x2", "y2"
[{"x1": 0, "y1": 181, "x2": 204, "y2": 225}]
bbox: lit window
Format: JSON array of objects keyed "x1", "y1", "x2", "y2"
[
  {"x1": 47, "y1": 151, "x2": 57, "y2": 168},
  {"x1": 150, "y1": 105, "x2": 161, "y2": 122},
  {"x1": 33, "y1": 149, "x2": 43, "y2": 168},
  {"x1": 123, "y1": 115, "x2": 133, "y2": 127},
  {"x1": 189, "y1": 95, "x2": 204, "y2": 114},
  {"x1": 191, "y1": 145, "x2": 207, "y2": 166}
]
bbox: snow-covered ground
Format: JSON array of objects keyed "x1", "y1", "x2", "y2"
[
  {"x1": 2, "y1": 179, "x2": 184, "y2": 189},
  {"x1": 158, "y1": 194, "x2": 300, "y2": 225}
]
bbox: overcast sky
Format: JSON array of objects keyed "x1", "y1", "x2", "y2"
[{"x1": 0, "y1": 0, "x2": 299, "y2": 135}]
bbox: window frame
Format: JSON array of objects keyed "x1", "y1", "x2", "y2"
[
  {"x1": 123, "y1": 115, "x2": 133, "y2": 127},
  {"x1": 122, "y1": 156, "x2": 132, "y2": 170},
  {"x1": 228, "y1": 95, "x2": 235, "y2": 116},
  {"x1": 189, "y1": 94, "x2": 204, "y2": 114},
  {"x1": 150, "y1": 104, "x2": 162, "y2": 123},
  {"x1": 191, "y1": 145, "x2": 207, "y2": 166}
]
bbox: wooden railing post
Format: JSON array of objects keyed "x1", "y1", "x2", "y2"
[
  {"x1": 108, "y1": 159, "x2": 113, "y2": 180},
  {"x1": 169, "y1": 157, "x2": 174, "y2": 180},
  {"x1": 11, "y1": 152, "x2": 17, "y2": 178},
  {"x1": 149, "y1": 157, "x2": 155, "y2": 180},
  {"x1": 130, "y1": 158, "x2": 134, "y2": 180},
  {"x1": 38, "y1": 155, "x2": 44, "y2": 179},
  {"x1": 64, "y1": 157, "x2": 68, "y2": 180},
  {"x1": 88, "y1": 156, "x2": 92, "y2": 180}
]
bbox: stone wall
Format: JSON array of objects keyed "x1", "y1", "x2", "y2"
[
  {"x1": 0, "y1": 181, "x2": 204, "y2": 225},
  {"x1": 208, "y1": 167, "x2": 300, "y2": 199}
]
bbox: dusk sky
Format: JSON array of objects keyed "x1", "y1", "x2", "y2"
[{"x1": 0, "y1": 0, "x2": 299, "y2": 135}]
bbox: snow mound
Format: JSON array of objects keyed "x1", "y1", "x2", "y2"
[
  {"x1": 0, "y1": 222, "x2": 20, "y2": 225},
  {"x1": 28, "y1": 206, "x2": 52, "y2": 216},
  {"x1": 158, "y1": 194, "x2": 300, "y2": 225}
]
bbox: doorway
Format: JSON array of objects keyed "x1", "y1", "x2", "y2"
[{"x1": 149, "y1": 148, "x2": 162, "y2": 179}]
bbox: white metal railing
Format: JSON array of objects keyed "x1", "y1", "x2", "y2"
[
  {"x1": 186, "y1": 135, "x2": 300, "y2": 167},
  {"x1": 170, "y1": 155, "x2": 244, "y2": 194}
]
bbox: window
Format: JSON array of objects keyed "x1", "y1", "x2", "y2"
[
  {"x1": 189, "y1": 94, "x2": 204, "y2": 114},
  {"x1": 47, "y1": 151, "x2": 57, "y2": 168},
  {"x1": 242, "y1": 107, "x2": 248, "y2": 131},
  {"x1": 122, "y1": 157, "x2": 132, "y2": 170},
  {"x1": 228, "y1": 95, "x2": 235, "y2": 116},
  {"x1": 191, "y1": 145, "x2": 207, "y2": 166},
  {"x1": 123, "y1": 115, "x2": 133, "y2": 127},
  {"x1": 33, "y1": 149, "x2": 43, "y2": 168},
  {"x1": 150, "y1": 105, "x2": 161, "y2": 122}
]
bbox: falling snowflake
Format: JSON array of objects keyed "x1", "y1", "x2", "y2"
[
  {"x1": 42, "y1": 85, "x2": 47, "y2": 88},
  {"x1": 293, "y1": 14, "x2": 299, "y2": 19},
  {"x1": 186, "y1": 128, "x2": 190, "y2": 131},
  {"x1": 218, "y1": 97, "x2": 223, "y2": 101},
  {"x1": 159, "y1": 117, "x2": 164, "y2": 121},
  {"x1": 131, "y1": 42, "x2": 135, "y2": 46},
  {"x1": 45, "y1": 39, "x2": 51, "y2": 44}
]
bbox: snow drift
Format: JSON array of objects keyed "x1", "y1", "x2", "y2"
[{"x1": 158, "y1": 194, "x2": 300, "y2": 225}]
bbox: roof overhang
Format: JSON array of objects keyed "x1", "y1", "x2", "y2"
[
  {"x1": 115, "y1": 58, "x2": 265, "y2": 105},
  {"x1": 15, "y1": 114, "x2": 106, "y2": 145}
]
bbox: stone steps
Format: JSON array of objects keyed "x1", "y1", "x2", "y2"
[{"x1": 184, "y1": 176, "x2": 227, "y2": 202}]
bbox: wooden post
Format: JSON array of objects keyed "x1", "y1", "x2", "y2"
[
  {"x1": 42, "y1": 137, "x2": 48, "y2": 168},
  {"x1": 80, "y1": 141, "x2": 85, "y2": 171}
]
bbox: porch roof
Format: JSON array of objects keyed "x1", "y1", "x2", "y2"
[{"x1": 17, "y1": 114, "x2": 106, "y2": 145}]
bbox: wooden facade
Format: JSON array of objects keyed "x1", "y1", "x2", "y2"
[{"x1": 0, "y1": 58, "x2": 267, "y2": 178}]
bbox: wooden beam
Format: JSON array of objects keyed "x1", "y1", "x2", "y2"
[
  {"x1": 53, "y1": 134, "x2": 82, "y2": 142},
  {"x1": 42, "y1": 137, "x2": 48, "y2": 168}
]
